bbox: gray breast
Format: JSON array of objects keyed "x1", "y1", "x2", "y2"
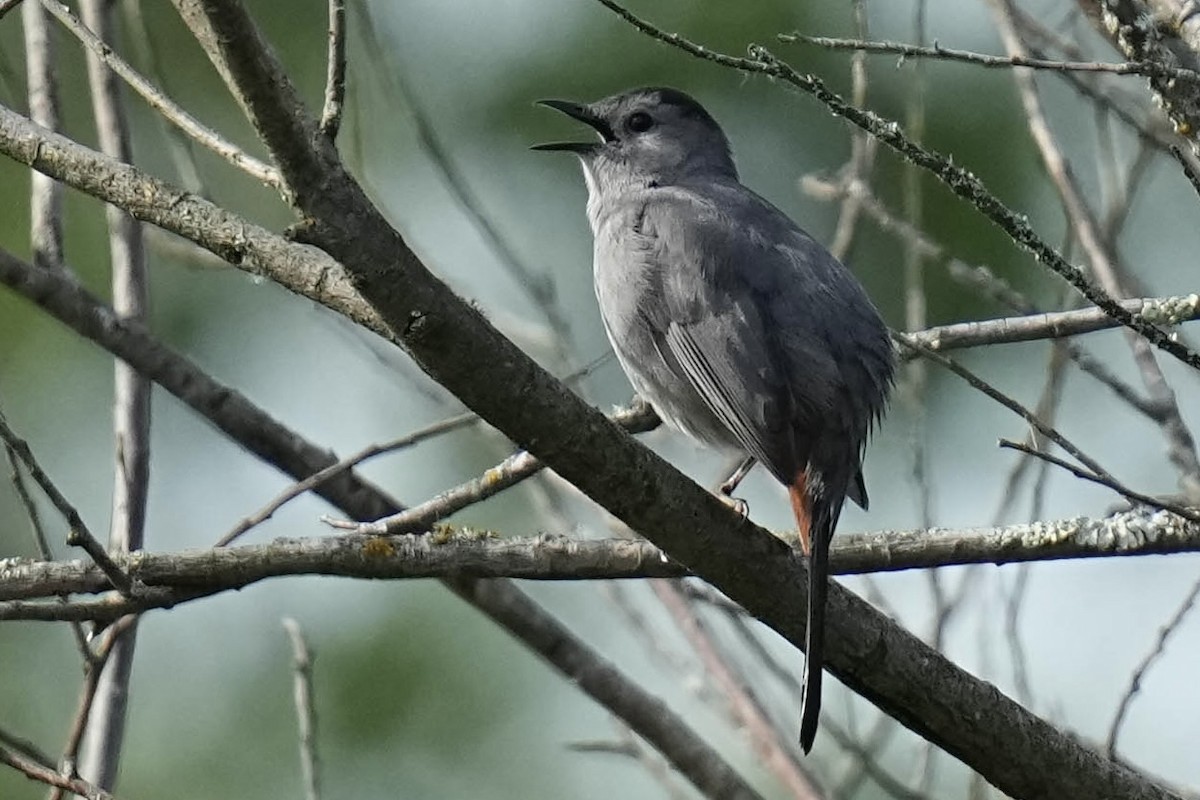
[{"x1": 591, "y1": 200, "x2": 744, "y2": 453}]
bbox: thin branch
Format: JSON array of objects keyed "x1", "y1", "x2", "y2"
[
  {"x1": 22, "y1": 0, "x2": 66, "y2": 273},
  {"x1": 0, "y1": 408, "x2": 130, "y2": 593},
  {"x1": 0, "y1": 0, "x2": 29, "y2": 21},
  {"x1": 592, "y1": 0, "x2": 1200, "y2": 372},
  {"x1": 318, "y1": 0, "x2": 345, "y2": 140},
  {"x1": 355, "y1": 11, "x2": 577, "y2": 365},
  {"x1": 452, "y1": 577, "x2": 766, "y2": 800},
  {"x1": 651, "y1": 580, "x2": 821, "y2": 798},
  {"x1": 5, "y1": 441, "x2": 53, "y2": 559},
  {"x1": 5, "y1": 509, "x2": 1200, "y2": 614},
  {"x1": 777, "y1": 31, "x2": 1200, "y2": 85},
  {"x1": 52, "y1": 615, "x2": 138, "y2": 795},
  {"x1": 121, "y1": 0, "x2": 207, "y2": 195},
  {"x1": 282, "y1": 618, "x2": 322, "y2": 800},
  {"x1": 0, "y1": 724, "x2": 56, "y2": 770},
  {"x1": 5, "y1": 437, "x2": 92, "y2": 657},
  {"x1": 825, "y1": 0, "x2": 875, "y2": 263},
  {"x1": 1107, "y1": 575, "x2": 1200, "y2": 756},
  {"x1": 223, "y1": 358, "x2": 614, "y2": 547},
  {"x1": 39, "y1": 0, "x2": 282, "y2": 188},
  {"x1": 0, "y1": 746, "x2": 115, "y2": 800},
  {"x1": 1170, "y1": 144, "x2": 1200, "y2": 199},
  {"x1": 568, "y1": 726, "x2": 690, "y2": 800},
  {"x1": 218, "y1": 411, "x2": 478, "y2": 546},
  {"x1": 997, "y1": 439, "x2": 1200, "y2": 522},
  {"x1": 907, "y1": 296, "x2": 1200, "y2": 355},
  {"x1": 76, "y1": 0, "x2": 150, "y2": 785},
  {"x1": 324, "y1": 402, "x2": 658, "y2": 535},
  {"x1": 895, "y1": 333, "x2": 1116, "y2": 484},
  {"x1": 1004, "y1": 565, "x2": 1035, "y2": 707}
]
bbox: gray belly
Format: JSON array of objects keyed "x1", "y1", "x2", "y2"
[
  {"x1": 619, "y1": 347, "x2": 743, "y2": 454},
  {"x1": 594, "y1": 260, "x2": 742, "y2": 455}
]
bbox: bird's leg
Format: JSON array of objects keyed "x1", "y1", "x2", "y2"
[{"x1": 715, "y1": 456, "x2": 756, "y2": 518}]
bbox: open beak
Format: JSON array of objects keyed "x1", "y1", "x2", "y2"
[{"x1": 530, "y1": 99, "x2": 613, "y2": 153}]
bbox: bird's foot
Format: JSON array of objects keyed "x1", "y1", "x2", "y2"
[{"x1": 717, "y1": 491, "x2": 750, "y2": 520}]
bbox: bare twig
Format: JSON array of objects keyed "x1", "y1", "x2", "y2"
[
  {"x1": 777, "y1": 31, "x2": 1200, "y2": 85},
  {"x1": 223, "y1": 355, "x2": 611, "y2": 546},
  {"x1": 0, "y1": 723, "x2": 56, "y2": 770},
  {"x1": 5, "y1": 438, "x2": 92, "y2": 657},
  {"x1": 120, "y1": 0, "x2": 207, "y2": 194},
  {"x1": 825, "y1": 0, "x2": 875, "y2": 263},
  {"x1": 651, "y1": 581, "x2": 820, "y2": 798},
  {"x1": 1170, "y1": 144, "x2": 1200, "y2": 199},
  {"x1": 907, "y1": 295, "x2": 1200, "y2": 353},
  {"x1": 22, "y1": 0, "x2": 66, "y2": 273},
  {"x1": 0, "y1": 745, "x2": 115, "y2": 800},
  {"x1": 998, "y1": 439, "x2": 1200, "y2": 522},
  {"x1": 282, "y1": 618, "x2": 322, "y2": 800},
  {"x1": 356, "y1": 9, "x2": 577, "y2": 365},
  {"x1": 318, "y1": 0, "x2": 346, "y2": 140},
  {"x1": 52, "y1": 615, "x2": 138, "y2": 798},
  {"x1": 76, "y1": 0, "x2": 150, "y2": 786},
  {"x1": 39, "y1": 0, "x2": 282, "y2": 188},
  {"x1": 1107, "y1": 575, "x2": 1200, "y2": 756},
  {"x1": 218, "y1": 411, "x2": 478, "y2": 546},
  {"x1": 5, "y1": 510, "x2": 1200, "y2": 615},
  {"x1": 895, "y1": 333, "x2": 1116, "y2": 483},
  {"x1": 323, "y1": 402, "x2": 659, "y2": 535},
  {"x1": 0, "y1": 0, "x2": 30, "y2": 21},
  {"x1": 569, "y1": 726, "x2": 690, "y2": 800},
  {"x1": 1004, "y1": 564, "x2": 1035, "y2": 707},
  {"x1": 5, "y1": 442, "x2": 52, "y2": 559},
  {"x1": 0, "y1": 408, "x2": 130, "y2": 593}
]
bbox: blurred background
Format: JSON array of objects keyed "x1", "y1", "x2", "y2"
[{"x1": 1, "y1": 0, "x2": 1198, "y2": 797}]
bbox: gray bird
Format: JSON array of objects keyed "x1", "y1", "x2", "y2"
[{"x1": 533, "y1": 87, "x2": 894, "y2": 752}]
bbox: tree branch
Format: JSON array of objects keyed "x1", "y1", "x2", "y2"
[
  {"x1": 76, "y1": 0, "x2": 150, "y2": 787},
  {"x1": 40, "y1": 0, "x2": 281, "y2": 187},
  {"x1": 3, "y1": 509, "x2": 1197, "y2": 614},
  {"x1": 905, "y1": 294, "x2": 1199, "y2": 354},
  {"x1": 777, "y1": 30, "x2": 1200, "y2": 84},
  {"x1": 1077, "y1": 0, "x2": 1200, "y2": 142}
]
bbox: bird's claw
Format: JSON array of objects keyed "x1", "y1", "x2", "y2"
[{"x1": 718, "y1": 492, "x2": 750, "y2": 520}]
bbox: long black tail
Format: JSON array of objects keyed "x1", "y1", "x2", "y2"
[
  {"x1": 798, "y1": 526, "x2": 830, "y2": 752},
  {"x1": 789, "y1": 469, "x2": 842, "y2": 754}
]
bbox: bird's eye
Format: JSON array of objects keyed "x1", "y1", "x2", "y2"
[{"x1": 626, "y1": 112, "x2": 654, "y2": 133}]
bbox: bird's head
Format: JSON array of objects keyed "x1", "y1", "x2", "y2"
[{"x1": 532, "y1": 87, "x2": 737, "y2": 191}]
